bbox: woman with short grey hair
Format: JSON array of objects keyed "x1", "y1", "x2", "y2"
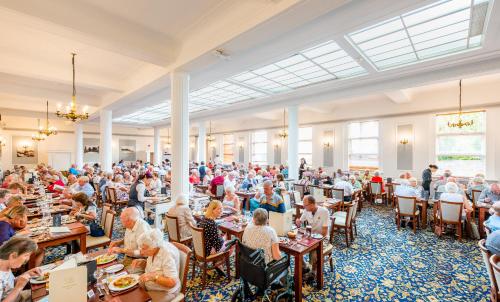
[{"x1": 242, "y1": 208, "x2": 281, "y2": 263}]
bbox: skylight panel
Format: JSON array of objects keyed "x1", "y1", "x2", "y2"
[
  {"x1": 346, "y1": 0, "x2": 491, "y2": 70},
  {"x1": 301, "y1": 41, "x2": 341, "y2": 58}
]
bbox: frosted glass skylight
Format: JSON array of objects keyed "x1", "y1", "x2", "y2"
[
  {"x1": 346, "y1": 0, "x2": 491, "y2": 70},
  {"x1": 190, "y1": 80, "x2": 266, "y2": 109},
  {"x1": 113, "y1": 102, "x2": 171, "y2": 125},
  {"x1": 230, "y1": 41, "x2": 366, "y2": 93}
]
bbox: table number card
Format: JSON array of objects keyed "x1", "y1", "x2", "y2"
[{"x1": 49, "y1": 266, "x2": 87, "y2": 302}]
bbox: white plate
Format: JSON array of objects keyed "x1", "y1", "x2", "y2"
[
  {"x1": 108, "y1": 274, "x2": 139, "y2": 292},
  {"x1": 30, "y1": 274, "x2": 49, "y2": 284},
  {"x1": 105, "y1": 264, "x2": 124, "y2": 274},
  {"x1": 311, "y1": 233, "x2": 323, "y2": 239},
  {"x1": 94, "y1": 254, "x2": 117, "y2": 265}
]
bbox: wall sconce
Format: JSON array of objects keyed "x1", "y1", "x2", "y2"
[
  {"x1": 273, "y1": 140, "x2": 281, "y2": 148},
  {"x1": 399, "y1": 137, "x2": 409, "y2": 145},
  {"x1": 323, "y1": 137, "x2": 333, "y2": 148},
  {"x1": 190, "y1": 143, "x2": 195, "y2": 149},
  {"x1": 238, "y1": 142, "x2": 244, "y2": 148}
]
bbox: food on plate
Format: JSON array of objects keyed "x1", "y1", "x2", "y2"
[
  {"x1": 287, "y1": 231, "x2": 297, "y2": 239},
  {"x1": 95, "y1": 254, "x2": 117, "y2": 265},
  {"x1": 112, "y1": 276, "x2": 135, "y2": 289}
]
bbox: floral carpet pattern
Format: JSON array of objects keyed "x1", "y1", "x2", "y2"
[{"x1": 45, "y1": 205, "x2": 489, "y2": 301}]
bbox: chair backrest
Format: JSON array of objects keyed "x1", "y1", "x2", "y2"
[
  {"x1": 170, "y1": 242, "x2": 192, "y2": 295},
  {"x1": 332, "y1": 188, "x2": 344, "y2": 200},
  {"x1": 311, "y1": 187, "x2": 324, "y2": 202},
  {"x1": 490, "y1": 255, "x2": 500, "y2": 297},
  {"x1": 479, "y1": 239, "x2": 497, "y2": 290},
  {"x1": 283, "y1": 193, "x2": 291, "y2": 210},
  {"x1": 346, "y1": 201, "x2": 357, "y2": 226},
  {"x1": 103, "y1": 210, "x2": 115, "y2": 238},
  {"x1": 216, "y1": 185, "x2": 224, "y2": 197},
  {"x1": 165, "y1": 214, "x2": 181, "y2": 242},
  {"x1": 189, "y1": 223, "x2": 206, "y2": 259},
  {"x1": 472, "y1": 189, "x2": 482, "y2": 204},
  {"x1": 100, "y1": 204, "x2": 111, "y2": 226},
  {"x1": 107, "y1": 187, "x2": 117, "y2": 203},
  {"x1": 439, "y1": 200, "x2": 463, "y2": 223},
  {"x1": 370, "y1": 182, "x2": 382, "y2": 194},
  {"x1": 396, "y1": 196, "x2": 417, "y2": 216},
  {"x1": 293, "y1": 184, "x2": 305, "y2": 199},
  {"x1": 293, "y1": 191, "x2": 301, "y2": 204}
]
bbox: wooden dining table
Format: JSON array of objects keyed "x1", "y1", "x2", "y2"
[
  {"x1": 29, "y1": 222, "x2": 89, "y2": 268},
  {"x1": 235, "y1": 191, "x2": 256, "y2": 211},
  {"x1": 31, "y1": 250, "x2": 151, "y2": 302}
]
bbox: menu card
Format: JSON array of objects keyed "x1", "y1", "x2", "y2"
[{"x1": 49, "y1": 265, "x2": 87, "y2": 302}]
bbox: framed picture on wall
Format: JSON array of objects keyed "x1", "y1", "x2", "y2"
[
  {"x1": 119, "y1": 139, "x2": 136, "y2": 161},
  {"x1": 12, "y1": 136, "x2": 38, "y2": 164},
  {"x1": 83, "y1": 138, "x2": 99, "y2": 163}
]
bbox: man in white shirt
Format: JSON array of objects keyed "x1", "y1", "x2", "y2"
[
  {"x1": 334, "y1": 176, "x2": 354, "y2": 201},
  {"x1": 224, "y1": 171, "x2": 239, "y2": 190},
  {"x1": 295, "y1": 195, "x2": 329, "y2": 279},
  {"x1": 108, "y1": 207, "x2": 151, "y2": 271}
]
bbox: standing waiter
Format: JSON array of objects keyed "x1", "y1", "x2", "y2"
[
  {"x1": 128, "y1": 172, "x2": 153, "y2": 216},
  {"x1": 421, "y1": 164, "x2": 438, "y2": 200}
]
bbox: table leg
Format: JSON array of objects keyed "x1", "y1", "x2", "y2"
[
  {"x1": 293, "y1": 255, "x2": 303, "y2": 302},
  {"x1": 421, "y1": 201, "x2": 428, "y2": 228},
  {"x1": 245, "y1": 198, "x2": 250, "y2": 212},
  {"x1": 235, "y1": 241, "x2": 240, "y2": 279},
  {"x1": 479, "y1": 207, "x2": 487, "y2": 238},
  {"x1": 80, "y1": 234, "x2": 87, "y2": 254},
  {"x1": 316, "y1": 241, "x2": 323, "y2": 289}
]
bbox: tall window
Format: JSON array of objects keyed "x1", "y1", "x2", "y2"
[
  {"x1": 436, "y1": 111, "x2": 486, "y2": 177},
  {"x1": 223, "y1": 134, "x2": 234, "y2": 164},
  {"x1": 251, "y1": 131, "x2": 267, "y2": 165},
  {"x1": 348, "y1": 121, "x2": 379, "y2": 169},
  {"x1": 298, "y1": 127, "x2": 313, "y2": 165}
]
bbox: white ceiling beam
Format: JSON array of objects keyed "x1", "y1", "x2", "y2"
[
  {"x1": 334, "y1": 37, "x2": 377, "y2": 74},
  {"x1": 0, "y1": 3, "x2": 174, "y2": 66},
  {"x1": 384, "y1": 90, "x2": 412, "y2": 104}
]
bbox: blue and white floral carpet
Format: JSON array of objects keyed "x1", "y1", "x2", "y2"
[{"x1": 44, "y1": 205, "x2": 489, "y2": 301}]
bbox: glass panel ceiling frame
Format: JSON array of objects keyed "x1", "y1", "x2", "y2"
[{"x1": 346, "y1": 0, "x2": 490, "y2": 70}]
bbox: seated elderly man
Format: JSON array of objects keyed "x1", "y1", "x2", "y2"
[
  {"x1": 253, "y1": 180, "x2": 285, "y2": 213},
  {"x1": 334, "y1": 176, "x2": 353, "y2": 201},
  {"x1": 467, "y1": 176, "x2": 488, "y2": 198},
  {"x1": 208, "y1": 169, "x2": 225, "y2": 196},
  {"x1": 64, "y1": 176, "x2": 94, "y2": 198},
  {"x1": 224, "y1": 171, "x2": 239, "y2": 190},
  {"x1": 108, "y1": 207, "x2": 151, "y2": 270},
  {"x1": 478, "y1": 183, "x2": 500, "y2": 206},
  {"x1": 349, "y1": 176, "x2": 362, "y2": 191},
  {"x1": 240, "y1": 171, "x2": 258, "y2": 191}
]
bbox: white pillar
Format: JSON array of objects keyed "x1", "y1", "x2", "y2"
[
  {"x1": 197, "y1": 122, "x2": 206, "y2": 163},
  {"x1": 74, "y1": 123, "x2": 83, "y2": 169},
  {"x1": 99, "y1": 109, "x2": 113, "y2": 172},
  {"x1": 287, "y1": 105, "x2": 299, "y2": 181},
  {"x1": 153, "y1": 126, "x2": 161, "y2": 165},
  {"x1": 171, "y1": 71, "x2": 190, "y2": 199}
]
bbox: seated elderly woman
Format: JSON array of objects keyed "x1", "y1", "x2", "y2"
[
  {"x1": 485, "y1": 202, "x2": 500, "y2": 233},
  {"x1": 222, "y1": 186, "x2": 241, "y2": 212},
  {"x1": 7, "y1": 183, "x2": 25, "y2": 195},
  {"x1": 111, "y1": 174, "x2": 130, "y2": 201},
  {"x1": 166, "y1": 195, "x2": 196, "y2": 240},
  {"x1": 130, "y1": 228, "x2": 181, "y2": 302},
  {"x1": 439, "y1": 182, "x2": 473, "y2": 218},
  {"x1": 202, "y1": 169, "x2": 213, "y2": 186},
  {"x1": 0, "y1": 206, "x2": 29, "y2": 246},
  {"x1": 69, "y1": 192, "x2": 97, "y2": 225},
  {"x1": 189, "y1": 169, "x2": 200, "y2": 185},
  {"x1": 0, "y1": 237, "x2": 42, "y2": 302},
  {"x1": 370, "y1": 171, "x2": 385, "y2": 193},
  {"x1": 467, "y1": 176, "x2": 488, "y2": 200},
  {"x1": 150, "y1": 172, "x2": 163, "y2": 194},
  {"x1": 242, "y1": 208, "x2": 281, "y2": 263}
]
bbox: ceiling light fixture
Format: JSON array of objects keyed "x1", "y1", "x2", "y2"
[
  {"x1": 436, "y1": 79, "x2": 482, "y2": 128},
  {"x1": 278, "y1": 109, "x2": 288, "y2": 139},
  {"x1": 213, "y1": 48, "x2": 231, "y2": 60},
  {"x1": 207, "y1": 121, "x2": 216, "y2": 142},
  {"x1": 56, "y1": 53, "x2": 89, "y2": 122},
  {"x1": 32, "y1": 119, "x2": 46, "y2": 141},
  {"x1": 38, "y1": 101, "x2": 57, "y2": 137}
]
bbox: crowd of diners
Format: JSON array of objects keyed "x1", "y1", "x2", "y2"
[{"x1": 0, "y1": 157, "x2": 500, "y2": 301}]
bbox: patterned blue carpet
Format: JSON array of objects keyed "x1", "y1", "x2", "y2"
[{"x1": 44, "y1": 205, "x2": 489, "y2": 301}]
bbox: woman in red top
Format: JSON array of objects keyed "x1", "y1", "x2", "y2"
[
  {"x1": 370, "y1": 171, "x2": 385, "y2": 193},
  {"x1": 189, "y1": 169, "x2": 200, "y2": 185},
  {"x1": 47, "y1": 175, "x2": 65, "y2": 193}
]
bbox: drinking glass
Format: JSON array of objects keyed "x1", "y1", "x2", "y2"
[{"x1": 94, "y1": 268, "x2": 104, "y2": 286}]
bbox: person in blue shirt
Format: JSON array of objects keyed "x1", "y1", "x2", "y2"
[
  {"x1": 486, "y1": 202, "x2": 500, "y2": 233},
  {"x1": 68, "y1": 164, "x2": 80, "y2": 176},
  {"x1": 72, "y1": 176, "x2": 95, "y2": 198},
  {"x1": 0, "y1": 206, "x2": 29, "y2": 246},
  {"x1": 198, "y1": 161, "x2": 207, "y2": 182},
  {"x1": 240, "y1": 171, "x2": 258, "y2": 191},
  {"x1": 255, "y1": 180, "x2": 286, "y2": 213}
]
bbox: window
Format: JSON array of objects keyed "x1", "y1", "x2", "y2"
[
  {"x1": 298, "y1": 127, "x2": 313, "y2": 165},
  {"x1": 348, "y1": 121, "x2": 379, "y2": 169},
  {"x1": 251, "y1": 131, "x2": 268, "y2": 165},
  {"x1": 436, "y1": 111, "x2": 486, "y2": 177},
  {"x1": 223, "y1": 134, "x2": 234, "y2": 164}
]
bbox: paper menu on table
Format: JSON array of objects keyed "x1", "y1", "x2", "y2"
[
  {"x1": 49, "y1": 265, "x2": 87, "y2": 302},
  {"x1": 49, "y1": 226, "x2": 70, "y2": 233}
]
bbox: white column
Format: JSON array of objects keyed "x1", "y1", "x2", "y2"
[
  {"x1": 171, "y1": 71, "x2": 190, "y2": 199},
  {"x1": 287, "y1": 105, "x2": 299, "y2": 180},
  {"x1": 74, "y1": 123, "x2": 83, "y2": 169},
  {"x1": 99, "y1": 109, "x2": 113, "y2": 172},
  {"x1": 153, "y1": 126, "x2": 161, "y2": 165},
  {"x1": 197, "y1": 122, "x2": 206, "y2": 163}
]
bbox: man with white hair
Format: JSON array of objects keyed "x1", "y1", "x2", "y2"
[
  {"x1": 479, "y1": 183, "x2": 500, "y2": 205},
  {"x1": 224, "y1": 171, "x2": 239, "y2": 190},
  {"x1": 66, "y1": 176, "x2": 94, "y2": 198},
  {"x1": 256, "y1": 180, "x2": 285, "y2": 213},
  {"x1": 334, "y1": 176, "x2": 353, "y2": 201},
  {"x1": 240, "y1": 171, "x2": 257, "y2": 191},
  {"x1": 108, "y1": 207, "x2": 151, "y2": 268}
]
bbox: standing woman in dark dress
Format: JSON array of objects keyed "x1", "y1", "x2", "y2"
[
  {"x1": 422, "y1": 164, "x2": 438, "y2": 200},
  {"x1": 128, "y1": 172, "x2": 153, "y2": 216},
  {"x1": 299, "y1": 158, "x2": 307, "y2": 180}
]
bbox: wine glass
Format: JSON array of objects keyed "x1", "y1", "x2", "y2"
[{"x1": 94, "y1": 268, "x2": 104, "y2": 286}]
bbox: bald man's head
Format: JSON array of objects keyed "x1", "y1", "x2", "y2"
[{"x1": 120, "y1": 207, "x2": 140, "y2": 229}]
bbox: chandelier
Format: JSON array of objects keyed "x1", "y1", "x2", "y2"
[
  {"x1": 207, "y1": 121, "x2": 215, "y2": 142},
  {"x1": 437, "y1": 79, "x2": 479, "y2": 129},
  {"x1": 278, "y1": 108, "x2": 288, "y2": 139},
  {"x1": 38, "y1": 101, "x2": 57, "y2": 137},
  {"x1": 56, "y1": 53, "x2": 89, "y2": 122},
  {"x1": 32, "y1": 119, "x2": 46, "y2": 141},
  {"x1": 164, "y1": 128, "x2": 171, "y2": 149}
]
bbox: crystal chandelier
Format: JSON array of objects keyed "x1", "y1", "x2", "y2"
[
  {"x1": 38, "y1": 101, "x2": 57, "y2": 137},
  {"x1": 56, "y1": 53, "x2": 89, "y2": 122},
  {"x1": 165, "y1": 128, "x2": 171, "y2": 150},
  {"x1": 278, "y1": 109, "x2": 288, "y2": 139},
  {"x1": 32, "y1": 119, "x2": 46, "y2": 141},
  {"x1": 437, "y1": 79, "x2": 479, "y2": 129},
  {"x1": 207, "y1": 121, "x2": 215, "y2": 142}
]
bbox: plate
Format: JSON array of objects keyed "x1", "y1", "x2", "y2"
[
  {"x1": 311, "y1": 233, "x2": 323, "y2": 239},
  {"x1": 105, "y1": 264, "x2": 124, "y2": 274},
  {"x1": 95, "y1": 254, "x2": 117, "y2": 265},
  {"x1": 30, "y1": 272, "x2": 50, "y2": 284},
  {"x1": 108, "y1": 274, "x2": 139, "y2": 292}
]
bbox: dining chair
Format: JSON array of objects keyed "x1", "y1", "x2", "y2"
[
  {"x1": 369, "y1": 182, "x2": 387, "y2": 205},
  {"x1": 293, "y1": 184, "x2": 306, "y2": 200},
  {"x1": 215, "y1": 185, "x2": 225, "y2": 200},
  {"x1": 86, "y1": 210, "x2": 116, "y2": 249},
  {"x1": 331, "y1": 201, "x2": 357, "y2": 247},
  {"x1": 395, "y1": 196, "x2": 420, "y2": 233},
  {"x1": 170, "y1": 242, "x2": 192, "y2": 302},
  {"x1": 106, "y1": 186, "x2": 127, "y2": 211},
  {"x1": 292, "y1": 191, "x2": 301, "y2": 204},
  {"x1": 471, "y1": 189, "x2": 482, "y2": 219},
  {"x1": 436, "y1": 200, "x2": 464, "y2": 241},
  {"x1": 189, "y1": 223, "x2": 232, "y2": 289},
  {"x1": 282, "y1": 193, "x2": 292, "y2": 211},
  {"x1": 100, "y1": 203, "x2": 112, "y2": 226},
  {"x1": 165, "y1": 214, "x2": 192, "y2": 246},
  {"x1": 311, "y1": 187, "x2": 325, "y2": 203},
  {"x1": 479, "y1": 239, "x2": 498, "y2": 302}
]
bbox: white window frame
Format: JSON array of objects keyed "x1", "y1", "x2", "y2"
[
  {"x1": 298, "y1": 127, "x2": 313, "y2": 166},
  {"x1": 251, "y1": 130, "x2": 268, "y2": 165},
  {"x1": 348, "y1": 120, "x2": 380, "y2": 170},
  {"x1": 223, "y1": 134, "x2": 235, "y2": 164}
]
